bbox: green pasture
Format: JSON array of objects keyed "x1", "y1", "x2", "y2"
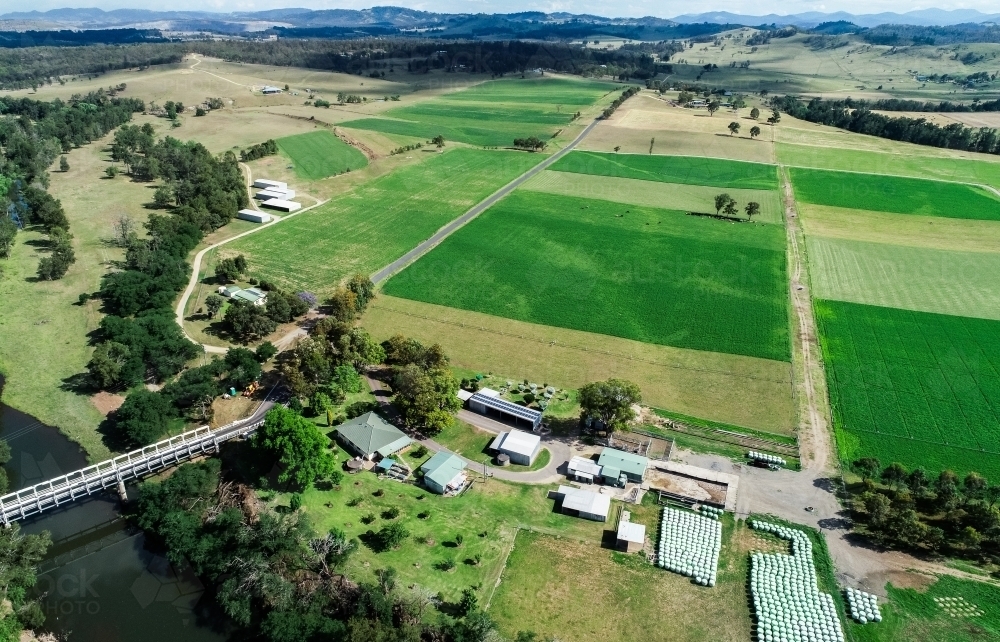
[
  {"x1": 807, "y1": 236, "x2": 1000, "y2": 321},
  {"x1": 778, "y1": 142, "x2": 1000, "y2": 190},
  {"x1": 440, "y1": 76, "x2": 618, "y2": 105},
  {"x1": 383, "y1": 191, "x2": 790, "y2": 362},
  {"x1": 550, "y1": 151, "x2": 779, "y2": 190},
  {"x1": 276, "y1": 130, "x2": 368, "y2": 180},
  {"x1": 523, "y1": 171, "x2": 784, "y2": 224},
  {"x1": 489, "y1": 514, "x2": 755, "y2": 642},
  {"x1": 849, "y1": 575, "x2": 1000, "y2": 642},
  {"x1": 341, "y1": 76, "x2": 615, "y2": 147},
  {"x1": 815, "y1": 299, "x2": 1000, "y2": 480},
  {"x1": 789, "y1": 167, "x2": 1000, "y2": 220},
  {"x1": 229, "y1": 148, "x2": 541, "y2": 293},
  {"x1": 298, "y1": 461, "x2": 619, "y2": 605}
]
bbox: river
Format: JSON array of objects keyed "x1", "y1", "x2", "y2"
[{"x1": 0, "y1": 377, "x2": 228, "y2": 641}]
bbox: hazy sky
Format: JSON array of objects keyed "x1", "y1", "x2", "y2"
[{"x1": 3, "y1": 0, "x2": 1000, "y2": 17}]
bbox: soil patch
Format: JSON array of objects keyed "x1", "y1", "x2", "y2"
[
  {"x1": 645, "y1": 467, "x2": 728, "y2": 504},
  {"x1": 90, "y1": 392, "x2": 125, "y2": 416}
]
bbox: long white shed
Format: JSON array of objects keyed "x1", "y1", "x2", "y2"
[
  {"x1": 261, "y1": 199, "x2": 301, "y2": 212},
  {"x1": 237, "y1": 209, "x2": 272, "y2": 224},
  {"x1": 255, "y1": 188, "x2": 296, "y2": 200},
  {"x1": 253, "y1": 178, "x2": 287, "y2": 190}
]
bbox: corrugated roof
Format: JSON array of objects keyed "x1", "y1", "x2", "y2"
[
  {"x1": 496, "y1": 430, "x2": 540, "y2": 458},
  {"x1": 335, "y1": 412, "x2": 411, "y2": 457},
  {"x1": 598, "y1": 448, "x2": 649, "y2": 477},
  {"x1": 617, "y1": 520, "x2": 645, "y2": 544},
  {"x1": 557, "y1": 485, "x2": 611, "y2": 518},
  {"x1": 421, "y1": 451, "x2": 467, "y2": 489},
  {"x1": 568, "y1": 456, "x2": 602, "y2": 477}
]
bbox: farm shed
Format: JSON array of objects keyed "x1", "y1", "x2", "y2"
[
  {"x1": 598, "y1": 448, "x2": 649, "y2": 487},
  {"x1": 552, "y1": 485, "x2": 611, "y2": 522},
  {"x1": 616, "y1": 511, "x2": 646, "y2": 552},
  {"x1": 261, "y1": 86, "x2": 282, "y2": 95},
  {"x1": 237, "y1": 209, "x2": 272, "y2": 224},
  {"x1": 456, "y1": 389, "x2": 474, "y2": 403},
  {"x1": 253, "y1": 179, "x2": 287, "y2": 190},
  {"x1": 232, "y1": 287, "x2": 267, "y2": 306},
  {"x1": 218, "y1": 284, "x2": 242, "y2": 297},
  {"x1": 567, "y1": 456, "x2": 603, "y2": 484},
  {"x1": 469, "y1": 391, "x2": 542, "y2": 429},
  {"x1": 489, "y1": 430, "x2": 541, "y2": 466},
  {"x1": 334, "y1": 412, "x2": 411, "y2": 461},
  {"x1": 255, "y1": 188, "x2": 296, "y2": 200},
  {"x1": 261, "y1": 199, "x2": 302, "y2": 212},
  {"x1": 420, "y1": 451, "x2": 468, "y2": 495}
]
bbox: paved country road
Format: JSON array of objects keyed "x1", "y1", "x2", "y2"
[{"x1": 369, "y1": 118, "x2": 603, "y2": 284}]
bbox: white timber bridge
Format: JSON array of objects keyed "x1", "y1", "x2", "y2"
[{"x1": 0, "y1": 402, "x2": 274, "y2": 525}]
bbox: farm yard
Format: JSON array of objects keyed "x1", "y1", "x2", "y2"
[
  {"x1": 815, "y1": 299, "x2": 1000, "y2": 480},
  {"x1": 382, "y1": 190, "x2": 791, "y2": 361},
  {"x1": 276, "y1": 130, "x2": 368, "y2": 180},
  {"x1": 549, "y1": 151, "x2": 779, "y2": 190},
  {"x1": 341, "y1": 76, "x2": 617, "y2": 147},
  {"x1": 789, "y1": 168, "x2": 1000, "y2": 220},
  {"x1": 228, "y1": 148, "x2": 540, "y2": 293}
]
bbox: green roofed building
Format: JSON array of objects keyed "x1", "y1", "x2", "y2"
[
  {"x1": 420, "y1": 451, "x2": 468, "y2": 495},
  {"x1": 597, "y1": 448, "x2": 648, "y2": 487},
  {"x1": 334, "y1": 412, "x2": 411, "y2": 461}
]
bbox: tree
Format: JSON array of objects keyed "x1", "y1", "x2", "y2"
[
  {"x1": 750, "y1": 107, "x2": 760, "y2": 120},
  {"x1": 195, "y1": 107, "x2": 207, "y2": 117},
  {"x1": 714, "y1": 193, "x2": 733, "y2": 216},
  {"x1": 253, "y1": 406, "x2": 336, "y2": 489},
  {"x1": 707, "y1": 101, "x2": 720, "y2": 116},
  {"x1": 115, "y1": 388, "x2": 175, "y2": 445},
  {"x1": 728, "y1": 121, "x2": 740, "y2": 136},
  {"x1": 458, "y1": 587, "x2": 478, "y2": 616},
  {"x1": 853, "y1": 457, "x2": 881, "y2": 482},
  {"x1": 374, "y1": 522, "x2": 409, "y2": 551},
  {"x1": 255, "y1": 341, "x2": 278, "y2": 362},
  {"x1": 224, "y1": 300, "x2": 276, "y2": 342},
  {"x1": 935, "y1": 470, "x2": 960, "y2": 511},
  {"x1": 881, "y1": 462, "x2": 908, "y2": 491},
  {"x1": 861, "y1": 491, "x2": 892, "y2": 529},
  {"x1": 153, "y1": 184, "x2": 173, "y2": 208},
  {"x1": 613, "y1": 145, "x2": 621, "y2": 153},
  {"x1": 36, "y1": 227, "x2": 75, "y2": 280},
  {"x1": 59, "y1": 156, "x2": 69, "y2": 172},
  {"x1": 205, "y1": 293, "x2": 224, "y2": 318},
  {"x1": 723, "y1": 198, "x2": 739, "y2": 218},
  {"x1": 744, "y1": 201, "x2": 761, "y2": 220},
  {"x1": 963, "y1": 472, "x2": 988, "y2": 503},
  {"x1": 767, "y1": 109, "x2": 781, "y2": 125},
  {"x1": 347, "y1": 273, "x2": 376, "y2": 311},
  {"x1": 327, "y1": 287, "x2": 359, "y2": 323},
  {"x1": 0, "y1": 524, "x2": 51, "y2": 634},
  {"x1": 224, "y1": 347, "x2": 261, "y2": 390},
  {"x1": 392, "y1": 365, "x2": 461, "y2": 434},
  {"x1": 578, "y1": 378, "x2": 641, "y2": 433},
  {"x1": 87, "y1": 341, "x2": 132, "y2": 389},
  {"x1": 105, "y1": 166, "x2": 118, "y2": 178},
  {"x1": 749, "y1": 125, "x2": 762, "y2": 139},
  {"x1": 215, "y1": 255, "x2": 247, "y2": 283},
  {"x1": 431, "y1": 135, "x2": 445, "y2": 148},
  {"x1": 0, "y1": 217, "x2": 16, "y2": 259}
]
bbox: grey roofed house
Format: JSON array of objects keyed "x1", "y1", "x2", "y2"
[
  {"x1": 553, "y1": 485, "x2": 611, "y2": 522},
  {"x1": 420, "y1": 451, "x2": 468, "y2": 495},
  {"x1": 334, "y1": 412, "x2": 411, "y2": 460},
  {"x1": 567, "y1": 456, "x2": 603, "y2": 483},
  {"x1": 489, "y1": 430, "x2": 541, "y2": 466}
]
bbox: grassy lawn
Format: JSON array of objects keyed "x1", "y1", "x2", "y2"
[
  {"x1": 550, "y1": 151, "x2": 779, "y2": 190},
  {"x1": 806, "y1": 236, "x2": 1000, "y2": 321},
  {"x1": 815, "y1": 299, "x2": 1000, "y2": 479},
  {"x1": 506, "y1": 448, "x2": 550, "y2": 472},
  {"x1": 849, "y1": 575, "x2": 1000, "y2": 642},
  {"x1": 488, "y1": 513, "x2": 759, "y2": 642},
  {"x1": 296, "y1": 462, "x2": 623, "y2": 606},
  {"x1": 434, "y1": 421, "x2": 495, "y2": 459},
  {"x1": 789, "y1": 167, "x2": 1000, "y2": 220},
  {"x1": 383, "y1": 190, "x2": 791, "y2": 362},
  {"x1": 777, "y1": 142, "x2": 1000, "y2": 190},
  {"x1": 228, "y1": 148, "x2": 542, "y2": 294},
  {"x1": 523, "y1": 170, "x2": 784, "y2": 224},
  {"x1": 277, "y1": 130, "x2": 368, "y2": 180},
  {"x1": 362, "y1": 295, "x2": 797, "y2": 435}
]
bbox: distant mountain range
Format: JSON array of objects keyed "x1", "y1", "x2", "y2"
[{"x1": 1, "y1": 6, "x2": 999, "y2": 34}]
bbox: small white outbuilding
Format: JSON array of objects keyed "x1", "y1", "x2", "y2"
[
  {"x1": 261, "y1": 199, "x2": 301, "y2": 212},
  {"x1": 237, "y1": 209, "x2": 272, "y2": 224}
]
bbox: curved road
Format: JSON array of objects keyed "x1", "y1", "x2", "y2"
[{"x1": 370, "y1": 117, "x2": 603, "y2": 284}]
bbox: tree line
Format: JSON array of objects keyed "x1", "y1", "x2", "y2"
[
  {"x1": 818, "y1": 96, "x2": 1000, "y2": 114},
  {"x1": 0, "y1": 43, "x2": 183, "y2": 90},
  {"x1": 851, "y1": 457, "x2": 1000, "y2": 564},
  {"x1": 0, "y1": 91, "x2": 144, "y2": 278},
  {"x1": 602, "y1": 86, "x2": 641, "y2": 119},
  {"x1": 769, "y1": 94, "x2": 1000, "y2": 155},
  {"x1": 239, "y1": 139, "x2": 278, "y2": 162}
]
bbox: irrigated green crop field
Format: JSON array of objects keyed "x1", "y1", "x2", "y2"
[
  {"x1": 229, "y1": 148, "x2": 541, "y2": 292},
  {"x1": 384, "y1": 191, "x2": 790, "y2": 361},
  {"x1": 342, "y1": 76, "x2": 616, "y2": 146},
  {"x1": 807, "y1": 236, "x2": 1000, "y2": 321},
  {"x1": 849, "y1": 575, "x2": 1000, "y2": 642},
  {"x1": 777, "y1": 142, "x2": 1000, "y2": 189},
  {"x1": 815, "y1": 299, "x2": 1000, "y2": 479},
  {"x1": 789, "y1": 168, "x2": 1000, "y2": 220},
  {"x1": 276, "y1": 130, "x2": 368, "y2": 180},
  {"x1": 550, "y1": 151, "x2": 779, "y2": 190}
]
